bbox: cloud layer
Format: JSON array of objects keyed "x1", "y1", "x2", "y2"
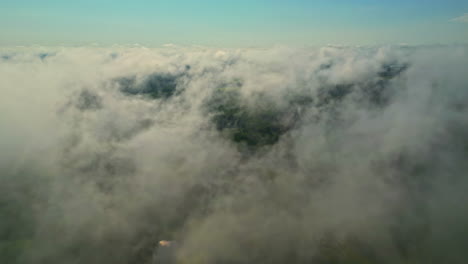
[
  {"x1": 451, "y1": 13, "x2": 468, "y2": 23},
  {"x1": 1, "y1": 45, "x2": 468, "y2": 264}
]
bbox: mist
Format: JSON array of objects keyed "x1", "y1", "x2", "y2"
[{"x1": 1, "y1": 45, "x2": 468, "y2": 264}]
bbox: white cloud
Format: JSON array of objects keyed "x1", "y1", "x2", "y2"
[
  {"x1": 1, "y1": 45, "x2": 468, "y2": 263},
  {"x1": 451, "y1": 13, "x2": 468, "y2": 23}
]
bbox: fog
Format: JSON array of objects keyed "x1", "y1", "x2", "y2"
[{"x1": 1, "y1": 45, "x2": 468, "y2": 263}]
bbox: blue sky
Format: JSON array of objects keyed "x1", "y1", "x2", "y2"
[{"x1": 1, "y1": 0, "x2": 467, "y2": 46}]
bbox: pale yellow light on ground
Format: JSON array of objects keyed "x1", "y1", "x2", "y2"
[{"x1": 159, "y1": 240, "x2": 172, "y2": 247}]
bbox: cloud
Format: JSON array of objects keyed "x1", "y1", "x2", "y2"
[
  {"x1": 1, "y1": 45, "x2": 468, "y2": 264},
  {"x1": 451, "y1": 13, "x2": 468, "y2": 23}
]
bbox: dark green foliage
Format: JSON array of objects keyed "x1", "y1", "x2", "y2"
[
  {"x1": 207, "y1": 83, "x2": 311, "y2": 149},
  {"x1": 312, "y1": 237, "x2": 380, "y2": 264},
  {"x1": 37, "y1": 53, "x2": 54, "y2": 61},
  {"x1": 75, "y1": 89, "x2": 102, "y2": 111},
  {"x1": 317, "y1": 84, "x2": 353, "y2": 107},
  {"x1": 0, "y1": 169, "x2": 43, "y2": 264},
  {"x1": 208, "y1": 87, "x2": 280, "y2": 148},
  {"x1": 317, "y1": 62, "x2": 410, "y2": 109},
  {"x1": 118, "y1": 73, "x2": 183, "y2": 99},
  {"x1": 1, "y1": 54, "x2": 12, "y2": 61},
  {"x1": 378, "y1": 63, "x2": 409, "y2": 79}
]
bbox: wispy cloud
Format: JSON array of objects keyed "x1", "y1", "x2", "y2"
[
  {"x1": 2, "y1": 45, "x2": 468, "y2": 263},
  {"x1": 451, "y1": 13, "x2": 468, "y2": 23}
]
